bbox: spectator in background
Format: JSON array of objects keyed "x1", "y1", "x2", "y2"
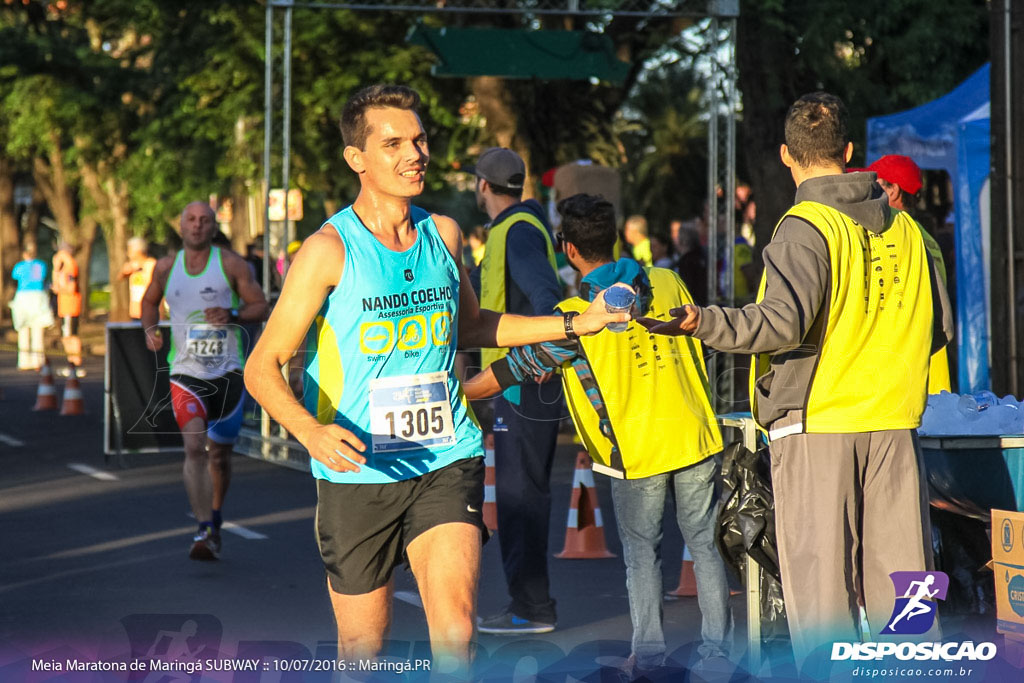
[
  {"x1": 852, "y1": 154, "x2": 952, "y2": 393},
  {"x1": 722, "y1": 234, "x2": 756, "y2": 303},
  {"x1": 650, "y1": 233, "x2": 676, "y2": 270},
  {"x1": 624, "y1": 214, "x2": 652, "y2": 267},
  {"x1": 10, "y1": 243, "x2": 54, "y2": 370},
  {"x1": 466, "y1": 225, "x2": 487, "y2": 267},
  {"x1": 119, "y1": 236, "x2": 157, "y2": 320},
  {"x1": 675, "y1": 227, "x2": 708, "y2": 306},
  {"x1": 275, "y1": 240, "x2": 302, "y2": 284},
  {"x1": 51, "y1": 242, "x2": 82, "y2": 371},
  {"x1": 669, "y1": 218, "x2": 684, "y2": 248},
  {"x1": 245, "y1": 241, "x2": 265, "y2": 289}
]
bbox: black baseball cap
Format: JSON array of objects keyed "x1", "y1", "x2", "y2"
[{"x1": 465, "y1": 147, "x2": 526, "y2": 190}]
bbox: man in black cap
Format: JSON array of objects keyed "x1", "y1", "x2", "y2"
[{"x1": 469, "y1": 147, "x2": 564, "y2": 634}]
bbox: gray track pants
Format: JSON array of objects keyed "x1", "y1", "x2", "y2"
[{"x1": 770, "y1": 428, "x2": 936, "y2": 664}]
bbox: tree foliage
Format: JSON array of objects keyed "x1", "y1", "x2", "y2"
[{"x1": 737, "y1": 0, "x2": 989, "y2": 252}]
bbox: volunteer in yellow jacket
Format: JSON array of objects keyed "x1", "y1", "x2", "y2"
[
  {"x1": 469, "y1": 147, "x2": 565, "y2": 636},
  {"x1": 850, "y1": 154, "x2": 952, "y2": 393},
  {"x1": 641, "y1": 93, "x2": 954, "y2": 670},
  {"x1": 464, "y1": 194, "x2": 732, "y2": 678}
]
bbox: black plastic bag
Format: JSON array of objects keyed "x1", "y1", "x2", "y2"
[{"x1": 716, "y1": 440, "x2": 781, "y2": 584}]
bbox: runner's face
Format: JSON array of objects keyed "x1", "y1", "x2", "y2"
[
  {"x1": 357, "y1": 107, "x2": 429, "y2": 198},
  {"x1": 180, "y1": 204, "x2": 216, "y2": 249}
]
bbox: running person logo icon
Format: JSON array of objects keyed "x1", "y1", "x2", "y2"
[{"x1": 880, "y1": 571, "x2": 949, "y2": 635}]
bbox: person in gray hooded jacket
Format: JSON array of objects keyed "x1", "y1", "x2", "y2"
[{"x1": 641, "y1": 92, "x2": 953, "y2": 670}]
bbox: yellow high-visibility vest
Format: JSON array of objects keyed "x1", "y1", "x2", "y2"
[
  {"x1": 750, "y1": 201, "x2": 934, "y2": 434},
  {"x1": 479, "y1": 210, "x2": 557, "y2": 370},
  {"x1": 558, "y1": 268, "x2": 723, "y2": 478}
]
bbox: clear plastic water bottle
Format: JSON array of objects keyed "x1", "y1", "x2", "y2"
[
  {"x1": 956, "y1": 393, "x2": 982, "y2": 419},
  {"x1": 603, "y1": 285, "x2": 635, "y2": 333},
  {"x1": 975, "y1": 390, "x2": 999, "y2": 409}
]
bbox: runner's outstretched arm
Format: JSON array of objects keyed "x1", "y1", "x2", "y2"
[
  {"x1": 140, "y1": 257, "x2": 174, "y2": 351},
  {"x1": 462, "y1": 367, "x2": 502, "y2": 400},
  {"x1": 243, "y1": 229, "x2": 367, "y2": 473},
  {"x1": 431, "y1": 215, "x2": 628, "y2": 348}
]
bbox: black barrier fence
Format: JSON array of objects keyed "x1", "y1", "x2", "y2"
[{"x1": 105, "y1": 322, "x2": 181, "y2": 458}]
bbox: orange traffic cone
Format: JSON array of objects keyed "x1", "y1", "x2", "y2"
[
  {"x1": 666, "y1": 546, "x2": 698, "y2": 598},
  {"x1": 60, "y1": 365, "x2": 85, "y2": 416},
  {"x1": 483, "y1": 433, "x2": 498, "y2": 531},
  {"x1": 32, "y1": 360, "x2": 58, "y2": 411},
  {"x1": 555, "y1": 452, "x2": 616, "y2": 559}
]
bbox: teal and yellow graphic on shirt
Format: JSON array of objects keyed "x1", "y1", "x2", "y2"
[
  {"x1": 303, "y1": 205, "x2": 482, "y2": 485},
  {"x1": 397, "y1": 316, "x2": 427, "y2": 350},
  {"x1": 431, "y1": 312, "x2": 452, "y2": 346},
  {"x1": 359, "y1": 321, "x2": 394, "y2": 355}
]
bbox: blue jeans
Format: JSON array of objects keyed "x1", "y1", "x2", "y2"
[{"x1": 609, "y1": 457, "x2": 733, "y2": 666}]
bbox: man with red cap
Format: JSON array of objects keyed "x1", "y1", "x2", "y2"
[{"x1": 858, "y1": 154, "x2": 952, "y2": 392}]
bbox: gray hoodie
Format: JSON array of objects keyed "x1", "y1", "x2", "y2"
[{"x1": 694, "y1": 172, "x2": 954, "y2": 430}]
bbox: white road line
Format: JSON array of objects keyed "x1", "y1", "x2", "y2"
[
  {"x1": 0, "y1": 433, "x2": 25, "y2": 447},
  {"x1": 221, "y1": 522, "x2": 268, "y2": 540},
  {"x1": 67, "y1": 463, "x2": 119, "y2": 481},
  {"x1": 394, "y1": 590, "x2": 423, "y2": 609}
]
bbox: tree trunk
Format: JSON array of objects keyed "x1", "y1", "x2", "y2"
[
  {"x1": 33, "y1": 134, "x2": 80, "y2": 248},
  {"x1": 229, "y1": 177, "x2": 250, "y2": 255},
  {"x1": 469, "y1": 76, "x2": 537, "y2": 200},
  {"x1": 0, "y1": 156, "x2": 20, "y2": 323},
  {"x1": 22, "y1": 185, "x2": 45, "y2": 253},
  {"x1": 323, "y1": 198, "x2": 340, "y2": 218},
  {"x1": 736, "y1": 3, "x2": 803, "y2": 259},
  {"x1": 105, "y1": 180, "x2": 131, "y2": 321}
]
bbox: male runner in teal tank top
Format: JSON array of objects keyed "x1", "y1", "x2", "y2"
[
  {"x1": 141, "y1": 202, "x2": 269, "y2": 560},
  {"x1": 244, "y1": 85, "x2": 628, "y2": 675}
]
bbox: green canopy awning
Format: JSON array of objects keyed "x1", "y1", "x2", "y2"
[{"x1": 407, "y1": 25, "x2": 630, "y2": 83}]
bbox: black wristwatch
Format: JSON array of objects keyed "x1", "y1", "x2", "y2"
[
  {"x1": 228, "y1": 307, "x2": 240, "y2": 324},
  {"x1": 563, "y1": 311, "x2": 580, "y2": 340}
]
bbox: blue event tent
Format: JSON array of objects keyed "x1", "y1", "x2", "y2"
[{"x1": 867, "y1": 63, "x2": 991, "y2": 393}]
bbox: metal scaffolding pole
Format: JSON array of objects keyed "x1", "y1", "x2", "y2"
[
  {"x1": 261, "y1": 1, "x2": 274, "y2": 454},
  {"x1": 705, "y1": 16, "x2": 720, "y2": 411},
  {"x1": 1003, "y1": 0, "x2": 1018, "y2": 395},
  {"x1": 283, "y1": 2, "x2": 295, "y2": 246},
  {"x1": 262, "y1": 4, "x2": 273, "y2": 302}
]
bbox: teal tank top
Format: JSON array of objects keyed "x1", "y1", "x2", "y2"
[{"x1": 303, "y1": 205, "x2": 483, "y2": 483}]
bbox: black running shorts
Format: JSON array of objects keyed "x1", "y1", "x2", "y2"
[{"x1": 315, "y1": 456, "x2": 486, "y2": 595}]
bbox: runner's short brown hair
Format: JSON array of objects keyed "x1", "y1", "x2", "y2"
[{"x1": 340, "y1": 84, "x2": 421, "y2": 150}]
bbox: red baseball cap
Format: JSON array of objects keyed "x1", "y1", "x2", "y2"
[{"x1": 864, "y1": 155, "x2": 923, "y2": 195}]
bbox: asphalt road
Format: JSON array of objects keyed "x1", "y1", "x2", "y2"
[
  {"x1": 2, "y1": 350, "x2": 1014, "y2": 683},
  {"x1": 0, "y1": 350, "x2": 753, "y2": 682}
]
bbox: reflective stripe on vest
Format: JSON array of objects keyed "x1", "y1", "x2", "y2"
[
  {"x1": 750, "y1": 201, "x2": 934, "y2": 435},
  {"x1": 479, "y1": 210, "x2": 557, "y2": 369},
  {"x1": 558, "y1": 268, "x2": 723, "y2": 479}
]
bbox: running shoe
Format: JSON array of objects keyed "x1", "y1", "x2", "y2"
[
  {"x1": 477, "y1": 609, "x2": 555, "y2": 635},
  {"x1": 208, "y1": 529, "x2": 222, "y2": 556},
  {"x1": 189, "y1": 527, "x2": 219, "y2": 561}
]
